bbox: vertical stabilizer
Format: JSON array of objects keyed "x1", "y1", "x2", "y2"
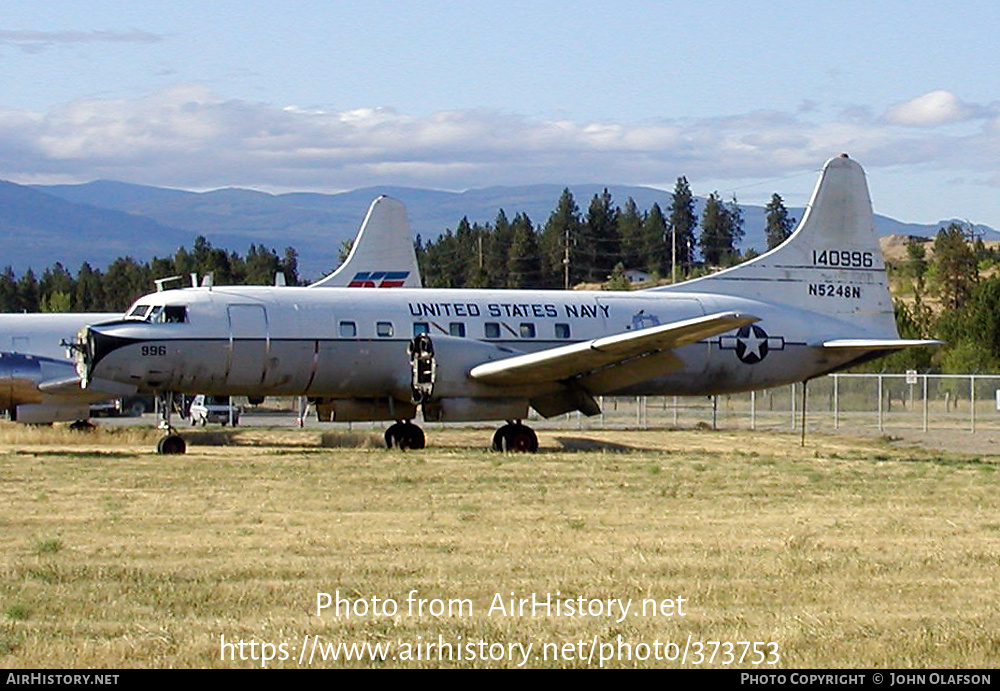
[
  {"x1": 652, "y1": 155, "x2": 898, "y2": 337},
  {"x1": 309, "y1": 195, "x2": 423, "y2": 288}
]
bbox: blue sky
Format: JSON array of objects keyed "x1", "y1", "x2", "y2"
[{"x1": 2, "y1": 0, "x2": 999, "y2": 227}]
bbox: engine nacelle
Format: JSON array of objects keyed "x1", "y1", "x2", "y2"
[
  {"x1": 0, "y1": 352, "x2": 116, "y2": 423},
  {"x1": 15, "y1": 402, "x2": 91, "y2": 424},
  {"x1": 408, "y1": 334, "x2": 529, "y2": 422}
]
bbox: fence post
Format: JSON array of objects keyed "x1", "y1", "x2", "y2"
[
  {"x1": 834, "y1": 374, "x2": 840, "y2": 430},
  {"x1": 878, "y1": 374, "x2": 884, "y2": 432},
  {"x1": 971, "y1": 374, "x2": 976, "y2": 433},
  {"x1": 922, "y1": 374, "x2": 928, "y2": 432}
]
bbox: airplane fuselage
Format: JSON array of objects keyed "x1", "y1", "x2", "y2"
[{"x1": 81, "y1": 284, "x2": 871, "y2": 408}]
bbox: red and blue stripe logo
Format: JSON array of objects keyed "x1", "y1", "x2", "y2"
[{"x1": 347, "y1": 271, "x2": 410, "y2": 288}]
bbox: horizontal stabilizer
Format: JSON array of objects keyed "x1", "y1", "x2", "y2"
[
  {"x1": 471, "y1": 311, "x2": 758, "y2": 386},
  {"x1": 821, "y1": 338, "x2": 944, "y2": 352}
]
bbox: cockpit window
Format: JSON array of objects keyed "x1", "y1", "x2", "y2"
[
  {"x1": 125, "y1": 303, "x2": 152, "y2": 320},
  {"x1": 124, "y1": 303, "x2": 187, "y2": 324}
]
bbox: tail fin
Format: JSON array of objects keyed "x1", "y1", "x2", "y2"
[
  {"x1": 652, "y1": 154, "x2": 899, "y2": 338},
  {"x1": 309, "y1": 195, "x2": 423, "y2": 288}
]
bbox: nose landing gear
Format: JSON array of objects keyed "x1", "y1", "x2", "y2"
[{"x1": 155, "y1": 391, "x2": 186, "y2": 454}]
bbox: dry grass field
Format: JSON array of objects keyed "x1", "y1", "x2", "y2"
[{"x1": 1, "y1": 422, "x2": 998, "y2": 668}]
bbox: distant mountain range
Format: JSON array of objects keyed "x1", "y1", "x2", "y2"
[{"x1": 0, "y1": 178, "x2": 988, "y2": 281}]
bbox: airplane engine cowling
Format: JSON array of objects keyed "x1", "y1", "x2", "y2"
[
  {"x1": 408, "y1": 334, "x2": 529, "y2": 422},
  {"x1": 0, "y1": 352, "x2": 43, "y2": 411},
  {"x1": 16, "y1": 402, "x2": 91, "y2": 424}
]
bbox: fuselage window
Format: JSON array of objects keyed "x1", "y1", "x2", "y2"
[
  {"x1": 339, "y1": 321, "x2": 357, "y2": 338},
  {"x1": 376, "y1": 321, "x2": 394, "y2": 337},
  {"x1": 413, "y1": 322, "x2": 429, "y2": 335},
  {"x1": 520, "y1": 323, "x2": 536, "y2": 338},
  {"x1": 449, "y1": 322, "x2": 466, "y2": 337},
  {"x1": 555, "y1": 323, "x2": 571, "y2": 339},
  {"x1": 485, "y1": 322, "x2": 500, "y2": 339}
]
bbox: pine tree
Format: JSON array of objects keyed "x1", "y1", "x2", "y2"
[
  {"x1": 764, "y1": 193, "x2": 796, "y2": 250},
  {"x1": 280, "y1": 247, "x2": 300, "y2": 286},
  {"x1": 15, "y1": 269, "x2": 40, "y2": 312},
  {"x1": 580, "y1": 189, "x2": 620, "y2": 282},
  {"x1": 700, "y1": 192, "x2": 744, "y2": 266},
  {"x1": 724, "y1": 194, "x2": 745, "y2": 264},
  {"x1": 0, "y1": 267, "x2": 17, "y2": 312},
  {"x1": 483, "y1": 210, "x2": 513, "y2": 287},
  {"x1": 605, "y1": 262, "x2": 631, "y2": 291},
  {"x1": 667, "y1": 177, "x2": 697, "y2": 278},
  {"x1": 74, "y1": 263, "x2": 105, "y2": 312},
  {"x1": 617, "y1": 197, "x2": 645, "y2": 270},
  {"x1": 506, "y1": 213, "x2": 542, "y2": 288},
  {"x1": 642, "y1": 203, "x2": 668, "y2": 277},
  {"x1": 933, "y1": 223, "x2": 978, "y2": 310},
  {"x1": 541, "y1": 189, "x2": 582, "y2": 288},
  {"x1": 699, "y1": 192, "x2": 729, "y2": 266},
  {"x1": 40, "y1": 262, "x2": 75, "y2": 307}
]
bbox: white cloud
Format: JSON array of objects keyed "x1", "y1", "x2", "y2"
[
  {"x1": 0, "y1": 29, "x2": 162, "y2": 53},
  {"x1": 883, "y1": 90, "x2": 979, "y2": 127},
  {"x1": 0, "y1": 85, "x2": 998, "y2": 193}
]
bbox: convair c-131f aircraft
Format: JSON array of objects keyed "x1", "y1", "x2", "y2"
[
  {"x1": 73, "y1": 155, "x2": 939, "y2": 453},
  {"x1": 0, "y1": 194, "x2": 419, "y2": 426}
]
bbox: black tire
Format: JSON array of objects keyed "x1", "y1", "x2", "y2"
[
  {"x1": 385, "y1": 422, "x2": 425, "y2": 450},
  {"x1": 500, "y1": 424, "x2": 538, "y2": 453},
  {"x1": 157, "y1": 434, "x2": 186, "y2": 455}
]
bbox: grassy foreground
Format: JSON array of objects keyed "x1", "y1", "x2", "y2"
[{"x1": 1, "y1": 423, "x2": 998, "y2": 668}]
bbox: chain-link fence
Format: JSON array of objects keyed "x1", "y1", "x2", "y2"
[
  {"x1": 510, "y1": 373, "x2": 1000, "y2": 434},
  {"x1": 248, "y1": 373, "x2": 1000, "y2": 435}
]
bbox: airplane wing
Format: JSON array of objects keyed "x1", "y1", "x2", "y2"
[
  {"x1": 470, "y1": 311, "x2": 759, "y2": 386},
  {"x1": 38, "y1": 374, "x2": 137, "y2": 398}
]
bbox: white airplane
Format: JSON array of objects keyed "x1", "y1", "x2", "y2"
[
  {"x1": 73, "y1": 155, "x2": 939, "y2": 454},
  {"x1": 0, "y1": 194, "x2": 420, "y2": 425},
  {"x1": 0, "y1": 312, "x2": 122, "y2": 423}
]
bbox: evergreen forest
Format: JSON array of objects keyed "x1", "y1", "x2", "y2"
[{"x1": 1, "y1": 184, "x2": 996, "y2": 374}]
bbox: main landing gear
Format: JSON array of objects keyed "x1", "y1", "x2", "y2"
[
  {"x1": 491, "y1": 421, "x2": 539, "y2": 453},
  {"x1": 383, "y1": 419, "x2": 538, "y2": 452},
  {"x1": 384, "y1": 420, "x2": 426, "y2": 450},
  {"x1": 155, "y1": 391, "x2": 186, "y2": 455}
]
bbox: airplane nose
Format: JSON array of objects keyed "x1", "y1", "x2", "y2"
[{"x1": 74, "y1": 326, "x2": 139, "y2": 386}]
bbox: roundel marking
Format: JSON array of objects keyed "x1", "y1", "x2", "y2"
[{"x1": 735, "y1": 324, "x2": 769, "y2": 364}]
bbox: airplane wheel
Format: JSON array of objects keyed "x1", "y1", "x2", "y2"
[
  {"x1": 495, "y1": 423, "x2": 538, "y2": 453},
  {"x1": 385, "y1": 422, "x2": 425, "y2": 450},
  {"x1": 157, "y1": 434, "x2": 186, "y2": 455}
]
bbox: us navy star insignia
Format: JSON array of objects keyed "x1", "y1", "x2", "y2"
[{"x1": 718, "y1": 324, "x2": 784, "y2": 364}]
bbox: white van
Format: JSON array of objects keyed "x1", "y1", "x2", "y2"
[{"x1": 188, "y1": 395, "x2": 240, "y2": 426}]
